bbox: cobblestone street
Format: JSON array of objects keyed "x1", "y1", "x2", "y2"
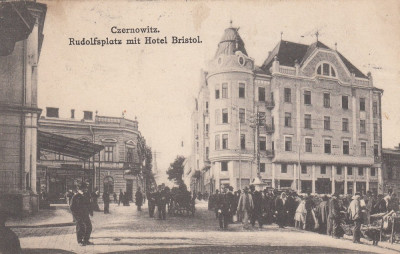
[{"x1": 7, "y1": 201, "x2": 398, "y2": 254}]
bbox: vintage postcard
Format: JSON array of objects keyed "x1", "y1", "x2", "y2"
[{"x1": 1, "y1": 0, "x2": 400, "y2": 253}]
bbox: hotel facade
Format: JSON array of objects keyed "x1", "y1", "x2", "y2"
[{"x1": 188, "y1": 26, "x2": 383, "y2": 195}]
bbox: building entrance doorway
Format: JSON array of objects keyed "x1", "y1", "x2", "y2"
[{"x1": 126, "y1": 180, "x2": 133, "y2": 201}]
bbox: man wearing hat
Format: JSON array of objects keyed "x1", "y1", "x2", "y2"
[
  {"x1": 348, "y1": 192, "x2": 362, "y2": 243},
  {"x1": 237, "y1": 186, "x2": 254, "y2": 229},
  {"x1": 70, "y1": 182, "x2": 94, "y2": 246},
  {"x1": 327, "y1": 192, "x2": 341, "y2": 238}
]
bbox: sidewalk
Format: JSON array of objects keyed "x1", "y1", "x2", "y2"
[{"x1": 6, "y1": 204, "x2": 74, "y2": 228}]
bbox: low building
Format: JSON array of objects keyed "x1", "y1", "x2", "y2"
[
  {"x1": 382, "y1": 145, "x2": 400, "y2": 196},
  {"x1": 38, "y1": 108, "x2": 150, "y2": 202}
]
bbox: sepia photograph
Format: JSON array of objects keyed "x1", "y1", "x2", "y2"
[{"x1": 1, "y1": 0, "x2": 400, "y2": 253}]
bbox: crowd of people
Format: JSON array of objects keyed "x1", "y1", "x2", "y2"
[{"x1": 208, "y1": 185, "x2": 399, "y2": 244}]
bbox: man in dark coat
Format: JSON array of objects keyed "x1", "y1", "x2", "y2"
[
  {"x1": 250, "y1": 185, "x2": 263, "y2": 228},
  {"x1": 157, "y1": 187, "x2": 167, "y2": 220},
  {"x1": 317, "y1": 195, "x2": 329, "y2": 234},
  {"x1": 286, "y1": 191, "x2": 297, "y2": 227},
  {"x1": 226, "y1": 186, "x2": 236, "y2": 223},
  {"x1": 217, "y1": 188, "x2": 230, "y2": 229},
  {"x1": 118, "y1": 190, "x2": 123, "y2": 206},
  {"x1": 327, "y1": 193, "x2": 341, "y2": 238},
  {"x1": 275, "y1": 192, "x2": 288, "y2": 228},
  {"x1": 70, "y1": 182, "x2": 94, "y2": 246},
  {"x1": 148, "y1": 188, "x2": 156, "y2": 218},
  {"x1": 135, "y1": 187, "x2": 143, "y2": 211},
  {"x1": 214, "y1": 190, "x2": 220, "y2": 219},
  {"x1": 102, "y1": 191, "x2": 110, "y2": 214}
]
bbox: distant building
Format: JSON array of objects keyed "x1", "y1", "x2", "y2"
[
  {"x1": 382, "y1": 145, "x2": 400, "y2": 196},
  {"x1": 38, "y1": 109, "x2": 150, "y2": 202},
  {"x1": 190, "y1": 25, "x2": 383, "y2": 195},
  {"x1": 0, "y1": 1, "x2": 47, "y2": 216}
]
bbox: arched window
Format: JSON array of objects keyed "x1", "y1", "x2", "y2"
[
  {"x1": 103, "y1": 176, "x2": 114, "y2": 194},
  {"x1": 316, "y1": 63, "x2": 336, "y2": 77}
]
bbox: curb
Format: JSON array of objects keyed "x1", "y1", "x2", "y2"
[{"x1": 9, "y1": 222, "x2": 75, "y2": 229}]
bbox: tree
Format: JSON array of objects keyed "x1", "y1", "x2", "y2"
[
  {"x1": 166, "y1": 156, "x2": 185, "y2": 186},
  {"x1": 136, "y1": 135, "x2": 153, "y2": 191}
]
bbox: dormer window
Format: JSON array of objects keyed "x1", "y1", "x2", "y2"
[{"x1": 316, "y1": 63, "x2": 336, "y2": 77}]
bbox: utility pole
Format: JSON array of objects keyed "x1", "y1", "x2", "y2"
[{"x1": 256, "y1": 106, "x2": 260, "y2": 176}]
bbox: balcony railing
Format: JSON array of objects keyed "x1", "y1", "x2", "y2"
[
  {"x1": 266, "y1": 100, "x2": 275, "y2": 110},
  {"x1": 265, "y1": 124, "x2": 275, "y2": 134},
  {"x1": 266, "y1": 150, "x2": 275, "y2": 158}
]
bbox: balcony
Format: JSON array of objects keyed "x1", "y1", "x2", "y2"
[
  {"x1": 266, "y1": 100, "x2": 275, "y2": 110},
  {"x1": 266, "y1": 150, "x2": 275, "y2": 158},
  {"x1": 265, "y1": 124, "x2": 275, "y2": 134},
  {"x1": 374, "y1": 156, "x2": 381, "y2": 163}
]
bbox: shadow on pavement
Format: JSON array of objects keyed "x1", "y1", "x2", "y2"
[
  {"x1": 104, "y1": 245, "x2": 376, "y2": 254},
  {"x1": 23, "y1": 249, "x2": 76, "y2": 254}
]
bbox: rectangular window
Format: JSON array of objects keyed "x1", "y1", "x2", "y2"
[
  {"x1": 347, "y1": 166, "x2": 353, "y2": 175},
  {"x1": 323, "y1": 93, "x2": 330, "y2": 108},
  {"x1": 321, "y1": 165, "x2": 326, "y2": 174},
  {"x1": 104, "y1": 146, "x2": 113, "y2": 162},
  {"x1": 206, "y1": 147, "x2": 209, "y2": 160},
  {"x1": 206, "y1": 102, "x2": 209, "y2": 113},
  {"x1": 258, "y1": 112, "x2": 266, "y2": 126},
  {"x1": 240, "y1": 134, "x2": 246, "y2": 150},
  {"x1": 361, "y1": 142, "x2": 367, "y2": 156},
  {"x1": 55, "y1": 153, "x2": 64, "y2": 161},
  {"x1": 324, "y1": 139, "x2": 331, "y2": 154},
  {"x1": 215, "y1": 109, "x2": 220, "y2": 124},
  {"x1": 215, "y1": 86, "x2": 220, "y2": 99},
  {"x1": 343, "y1": 140, "x2": 350, "y2": 155},
  {"x1": 205, "y1": 124, "x2": 209, "y2": 133},
  {"x1": 260, "y1": 163, "x2": 266, "y2": 173},
  {"x1": 222, "y1": 83, "x2": 228, "y2": 98},
  {"x1": 301, "y1": 165, "x2": 307, "y2": 174},
  {"x1": 360, "y1": 120, "x2": 366, "y2": 134},
  {"x1": 239, "y1": 108, "x2": 245, "y2": 124},
  {"x1": 46, "y1": 107, "x2": 59, "y2": 118},
  {"x1": 342, "y1": 96, "x2": 349, "y2": 109},
  {"x1": 272, "y1": 141, "x2": 274, "y2": 151},
  {"x1": 285, "y1": 112, "x2": 292, "y2": 127},
  {"x1": 221, "y1": 161, "x2": 228, "y2": 171},
  {"x1": 374, "y1": 123, "x2": 378, "y2": 140},
  {"x1": 222, "y1": 108, "x2": 229, "y2": 123},
  {"x1": 342, "y1": 118, "x2": 349, "y2": 132},
  {"x1": 239, "y1": 83, "x2": 245, "y2": 98},
  {"x1": 371, "y1": 168, "x2": 376, "y2": 176},
  {"x1": 126, "y1": 148, "x2": 134, "y2": 162},
  {"x1": 304, "y1": 114, "x2": 312, "y2": 129},
  {"x1": 285, "y1": 136, "x2": 292, "y2": 151},
  {"x1": 258, "y1": 87, "x2": 266, "y2": 102},
  {"x1": 360, "y1": 98, "x2": 366, "y2": 111},
  {"x1": 374, "y1": 144, "x2": 379, "y2": 157},
  {"x1": 337, "y1": 166, "x2": 342, "y2": 175},
  {"x1": 281, "y1": 164, "x2": 287, "y2": 173},
  {"x1": 304, "y1": 91, "x2": 311, "y2": 105},
  {"x1": 358, "y1": 167, "x2": 364, "y2": 176},
  {"x1": 305, "y1": 138, "x2": 312, "y2": 153},
  {"x1": 284, "y1": 88, "x2": 291, "y2": 103},
  {"x1": 324, "y1": 116, "x2": 330, "y2": 130},
  {"x1": 373, "y1": 101, "x2": 378, "y2": 118},
  {"x1": 222, "y1": 134, "x2": 228, "y2": 149},
  {"x1": 259, "y1": 136, "x2": 266, "y2": 151}
]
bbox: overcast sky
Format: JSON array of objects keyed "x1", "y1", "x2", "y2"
[{"x1": 38, "y1": 0, "x2": 400, "y2": 181}]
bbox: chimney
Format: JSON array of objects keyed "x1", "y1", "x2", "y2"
[
  {"x1": 83, "y1": 111, "x2": 93, "y2": 121},
  {"x1": 46, "y1": 107, "x2": 59, "y2": 118},
  {"x1": 71, "y1": 109, "x2": 75, "y2": 119}
]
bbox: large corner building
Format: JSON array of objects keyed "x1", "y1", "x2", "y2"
[{"x1": 189, "y1": 26, "x2": 383, "y2": 195}]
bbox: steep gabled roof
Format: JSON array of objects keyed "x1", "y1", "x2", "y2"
[{"x1": 261, "y1": 40, "x2": 367, "y2": 79}]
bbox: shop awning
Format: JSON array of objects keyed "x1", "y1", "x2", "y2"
[{"x1": 38, "y1": 130, "x2": 104, "y2": 159}]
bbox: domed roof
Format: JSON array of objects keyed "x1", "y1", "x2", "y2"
[{"x1": 215, "y1": 27, "x2": 248, "y2": 58}]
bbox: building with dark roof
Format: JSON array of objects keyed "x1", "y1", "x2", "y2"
[
  {"x1": 382, "y1": 146, "x2": 400, "y2": 196},
  {"x1": 189, "y1": 25, "x2": 384, "y2": 195}
]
